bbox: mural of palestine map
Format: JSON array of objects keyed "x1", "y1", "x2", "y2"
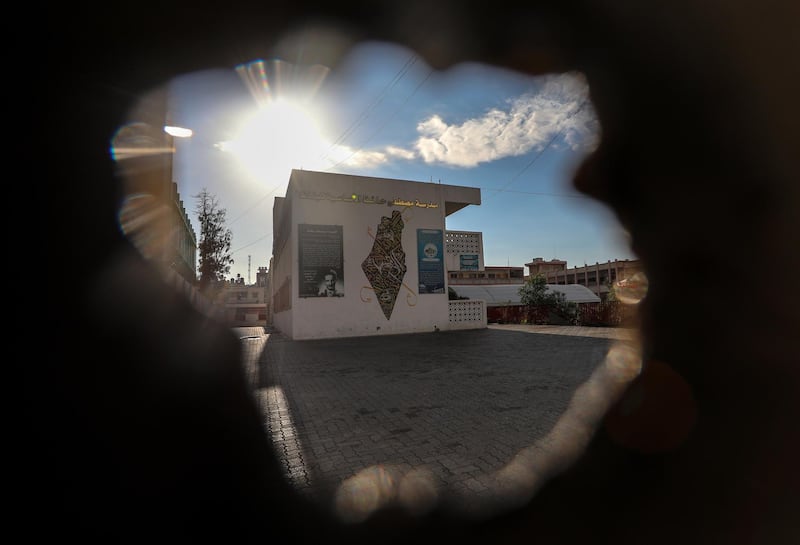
[{"x1": 361, "y1": 210, "x2": 407, "y2": 320}]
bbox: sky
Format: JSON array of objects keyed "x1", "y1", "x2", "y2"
[{"x1": 166, "y1": 40, "x2": 636, "y2": 285}]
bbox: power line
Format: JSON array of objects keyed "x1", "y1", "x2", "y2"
[
  {"x1": 321, "y1": 54, "x2": 419, "y2": 160},
  {"x1": 484, "y1": 188, "x2": 591, "y2": 200},
  {"x1": 330, "y1": 54, "x2": 417, "y2": 147},
  {"x1": 232, "y1": 232, "x2": 272, "y2": 254},
  {"x1": 226, "y1": 95, "x2": 591, "y2": 255},
  {"x1": 484, "y1": 97, "x2": 589, "y2": 201},
  {"x1": 226, "y1": 58, "x2": 420, "y2": 229},
  {"x1": 324, "y1": 67, "x2": 434, "y2": 171},
  {"x1": 228, "y1": 181, "x2": 285, "y2": 226}
]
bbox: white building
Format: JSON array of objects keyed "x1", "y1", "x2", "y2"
[
  {"x1": 270, "y1": 170, "x2": 486, "y2": 340},
  {"x1": 217, "y1": 279, "x2": 269, "y2": 327},
  {"x1": 526, "y1": 257, "x2": 643, "y2": 300}
]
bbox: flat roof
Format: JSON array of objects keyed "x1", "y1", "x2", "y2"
[{"x1": 288, "y1": 169, "x2": 480, "y2": 216}]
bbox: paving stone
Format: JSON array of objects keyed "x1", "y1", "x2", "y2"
[{"x1": 243, "y1": 324, "x2": 634, "y2": 519}]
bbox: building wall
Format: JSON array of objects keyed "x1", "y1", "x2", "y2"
[
  {"x1": 445, "y1": 230, "x2": 485, "y2": 272},
  {"x1": 256, "y1": 266, "x2": 269, "y2": 288},
  {"x1": 448, "y1": 299, "x2": 487, "y2": 329},
  {"x1": 167, "y1": 182, "x2": 197, "y2": 284},
  {"x1": 525, "y1": 257, "x2": 568, "y2": 277},
  {"x1": 536, "y1": 259, "x2": 643, "y2": 299},
  {"x1": 449, "y1": 265, "x2": 524, "y2": 285},
  {"x1": 218, "y1": 284, "x2": 268, "y2": 326},
  {"x1": 273, "y1": 170, "x2": 479, "y2": 340},
  {"x1": 272, "y1": 196, "x2": 294, "y2": 337},
  {"x1": 113, "y1": 86, "x2": 197, "y2": 287}
]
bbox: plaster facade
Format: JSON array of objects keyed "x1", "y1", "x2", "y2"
[{"x1": 271, "y1": 170, "x2": 482, "y2": 340}]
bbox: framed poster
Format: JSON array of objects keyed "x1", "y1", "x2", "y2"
[
  {"x1": 460, "y1": 254, "x2": 479, "y2": 270},
  {"x1": 417, "y1": 228, "x2": 445, "y2": 294},
  {"x1": 298, "y1": 224, "x2": 344, "y2": 297}
]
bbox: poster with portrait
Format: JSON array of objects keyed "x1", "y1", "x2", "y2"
[
  {"x1": 417, "y1": 228, "x2": 445, "y2": 294},
  {"x1": 298, "y1": 224, "x2": 344, "y2": 297}
]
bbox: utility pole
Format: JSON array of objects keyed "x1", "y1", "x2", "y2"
[{"x1": 248, "y1": 255, "x2": 251, "y2": 285}]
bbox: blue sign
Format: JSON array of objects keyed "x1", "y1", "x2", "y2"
[
  {"x1": 460, "y1": 254, "x2": 479, "y2": 270},
  {"x1": 417, "y1": 229, "x2": 444, "y2": 294}
]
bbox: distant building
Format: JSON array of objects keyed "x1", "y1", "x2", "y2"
[
  {"x1": 113, "y1": 85, "x2": 197, "y2": 286},
  {"x1": 164, "y1": 182, "x2": 197, "y2": 283},
  {"x1": 217, "y1": 282, "x2": 269, "y2": 327},
  {"x1": 117, "y1": 180, "x2": 197, "y2": 284},
  {"x1": 526, "y1": 257, "x2": 643, "y2": 300},
  {"x1": 256, "y1": 266, "x2": 269, "y2": 288},
  {"x1": 525, "y1": 257, "x2": 568, "y2": 278},
  {"x1": 449, "y1": 265, "x2": 524, "y2": 285},
  {"x1": 217, "y1": 272, "x2": 269, "y2": 326},
  {"x1": 445, "y1": 230, "x2": 485, "y2": 272},
  {"x1": 445, "y1": 230, "x2": 524, "y2": 285}
]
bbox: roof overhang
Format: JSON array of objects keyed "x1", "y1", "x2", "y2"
[{"x1": 442, "y1": 185, "x2": 481, "y2": 216}]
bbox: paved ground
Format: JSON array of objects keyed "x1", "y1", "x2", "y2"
[{"x1": 236, "y1": 324, "x2": 638, "y2": 522}]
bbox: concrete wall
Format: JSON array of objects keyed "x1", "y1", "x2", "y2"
[
  {"x1": 445, "y1": 230, "x2": 484, "y2": 272},
  {"x1": 274, "y1": 170, "x2": 481, "y2": 340},
  {"x1": 448, "y1": 299, "x2": 487, "y2": 329}
]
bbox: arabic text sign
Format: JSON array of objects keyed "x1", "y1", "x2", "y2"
[{"x1": 297, "y1": 191, "x2": 438, "y2": 209}]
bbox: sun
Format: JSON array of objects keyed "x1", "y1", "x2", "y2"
[{"x1": 223, "y1": 99, "x2": 333, "y2": 184}]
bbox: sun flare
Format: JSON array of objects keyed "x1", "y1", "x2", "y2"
[{"x1": 223, "y1": 99, "x2": 334, "y2": 185}]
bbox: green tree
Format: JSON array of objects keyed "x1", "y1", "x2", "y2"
[
  {"x1": 519, "y1": 274, "x2": 577, "y2": 324},
  {"x1": 519, "y1": 274, "x2": 558, "y2": 307},
  {"x1": 194, "y1": 188, "x2": 234, "y2": 293},
  {"x1": 605, "y1": 280, "x2": 618, "y2": 302}
]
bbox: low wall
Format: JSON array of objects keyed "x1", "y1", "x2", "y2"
[{"x1": 448, "y1": 299, "x2": 487, "y2": 330}]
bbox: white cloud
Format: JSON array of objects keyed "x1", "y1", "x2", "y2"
[
  {"x1": 413, "y1": 72, "x2": 599, "y2": 168},
  {"x1": 338, "y1": 149, "x2": 388, "y2": 169},
  {"x1": 385, "y1": 145, "x2": 416, "y2": 160},
  {"x1": 320, "y1": 144, "x2": 413, "y2": 170},
  {"x1": 317, "y1": 143, "x2": 388, "y2": 170}
]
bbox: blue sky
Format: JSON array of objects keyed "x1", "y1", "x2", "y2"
[{"x1": 168, "y1": 41, "x2": 636, "y2": 284}]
